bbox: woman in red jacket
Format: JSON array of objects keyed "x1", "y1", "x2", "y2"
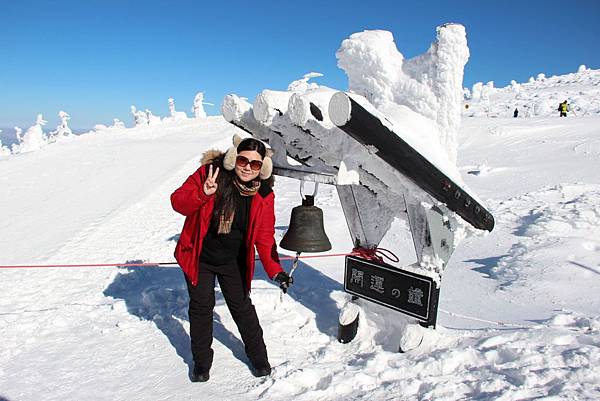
[{"x1": 171, "y1": 134, "x2": 292, "y2": 382}]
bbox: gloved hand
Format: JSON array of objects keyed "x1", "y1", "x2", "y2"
[{"x1": 273, "y1": 271, "x2": 293, "y2": 293}]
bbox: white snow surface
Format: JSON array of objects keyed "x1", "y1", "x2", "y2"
[
  {"x1": 3, "y1": 63, "x2": 600, "y2": 400},
  {"x1": 466, "y1": 67, "x2": 600, "y2": 118}
]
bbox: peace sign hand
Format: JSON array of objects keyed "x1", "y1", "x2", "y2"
[{"x1": 203, "y1": 164, "x2": 220, "y2": 196}]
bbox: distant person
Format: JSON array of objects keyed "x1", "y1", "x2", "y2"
[
  {"x1": 171, "y1": 135, "x2": 293, "y2": 382},
  {"x1": 558, "y1": 100, "x2": 569, "y2": 117},
  {"x1": 513, "y1": 108, "x2": 519, "y2": 118}
]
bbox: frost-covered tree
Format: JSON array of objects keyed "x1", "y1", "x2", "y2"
[
  {"x1": 336, "y1": 24, "x2": 470, "y2": 163},
  {"x1": 145, "y1": 109, "x2": 162, "y2": 125},
  {"x1": 16, "y1": 114, "x2": 47, "y2": 153},
  {"x1": 287, "y1": 72, "x2": 322, "y2": 93},
  {"x1": 56, "y1": 111, "x2": 73, "y2": 137},
  {"x1": 48, "y1": 110, "x2": 73, "y2": 142},
  {"x1": 481, "y1": 81, "x2": 494, "y2": 101},
  {"x1": 510, "y1": 80, "x2": 521, "y2": 92},
  {"x1": 131, "y1": 105, "x2": 148, "y2": 126},
  {"x1": 471, "y1": 82, "x2": 483, "y2": 101},
  {"x1": 15, "y1": 126, "x2": 23, "y2": 143},
  {"x1": 111, "y1": 118, "x2": 126, "y2": 129},
  {"x1": 166, "y1": 97, "x2": 188, "y2": 122},
  {"x1": 11, "y1": 126, "x2": 23, "y2": 153},
  {"x1": 192, "y1": 92, "x2": 207, "y2": 119},
  {"x1": 462, "y1": 87, "x2": 471, "y2": 100}
]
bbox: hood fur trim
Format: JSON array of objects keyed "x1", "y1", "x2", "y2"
[
  {"x1": 199, "y1": 149, "x2": 275, "y2": 189},
  {"x1": 200, "y1": 149, "x2": 224, "y2": 166}
]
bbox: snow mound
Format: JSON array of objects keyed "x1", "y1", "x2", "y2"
[{"x1": 487, "y1": 184, "x2": 600, "y2": 296}]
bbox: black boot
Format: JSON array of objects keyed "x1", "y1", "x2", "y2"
[
  {"x1": 191, "y1": 365, "x2": 210, "y2": 382},
  {"x1": 252, "y1": 364, "x2": 271, "y2": 377}
]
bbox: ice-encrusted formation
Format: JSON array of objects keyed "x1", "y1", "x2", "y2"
[
  {"x1": 131, "y1": 105, "x2": 149, "y2": 126},
  {"x1": 336, "y1": 24, "x2": 469, "y2": 164},
  {"x1": 221, "y1": 25, "x2": 478, "y2": 278},
  {"x1": 164, "y1": 98, "x2": 188, "y2": 122},
  {"x1": 48, "y1": 111, "x2": 73, "y2": 143},
  {"x1": 15, "y1": 114, "x2": 48, "y2": 153},
  {"x1": 222, "y1": 88, "x2": 469, "y2": 279},
  {"x1": 192, "y1": 92, "x2": 207, "y2": 119}
]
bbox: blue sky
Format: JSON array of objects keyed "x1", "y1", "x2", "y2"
[{"x1": 1, "y1": 0, "x2": 599, "y2": 129}]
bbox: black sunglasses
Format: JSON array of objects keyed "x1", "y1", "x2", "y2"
[{"x1": 236, "y1": 155, "x2": 263, "y2": 171}]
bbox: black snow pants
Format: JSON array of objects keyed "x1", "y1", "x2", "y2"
[{"x1": 185, "y1": 261, "x2": 269, "y2": 371}]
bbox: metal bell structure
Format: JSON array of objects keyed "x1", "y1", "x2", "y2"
[{"x1": 280, "y1": 183, "x2": 332, "y2": 253}]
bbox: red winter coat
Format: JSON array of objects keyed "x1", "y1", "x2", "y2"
[{"x1": 170, "y1": 160, "x2": 283, "y2": 290}]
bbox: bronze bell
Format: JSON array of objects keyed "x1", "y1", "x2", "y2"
[{"x1": 280, "y1": 195, "x2": 332, "y2": 253}]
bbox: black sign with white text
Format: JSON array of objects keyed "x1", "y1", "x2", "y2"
[{"x1": 344, "y1": 256, "x2": 440, "y2": 326}]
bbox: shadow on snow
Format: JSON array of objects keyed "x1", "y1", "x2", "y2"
[{"x1": 103, "y1": 256, "x2": 342, "y2": 374}]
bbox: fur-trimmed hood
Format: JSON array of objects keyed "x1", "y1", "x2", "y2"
[
  {"x1": 200, "y1": 149, "x2": 226, "y2": 166},
  {"x1": 200, "y1": 149, "x2": 275, "y2": 188}
]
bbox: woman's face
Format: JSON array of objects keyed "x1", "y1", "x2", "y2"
[{"x1": 234, "y1": 150, "x2": 263, "y2": 182}]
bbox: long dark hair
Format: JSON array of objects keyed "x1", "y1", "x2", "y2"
[{"x1": 211, "y1": 138, "x2": 266, "y2": 228}]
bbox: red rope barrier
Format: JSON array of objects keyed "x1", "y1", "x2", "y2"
[{"x1": 0, "y1": 248, "x2": 399, "y2": 269}]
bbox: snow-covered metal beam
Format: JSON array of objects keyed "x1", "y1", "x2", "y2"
[{"x1": 329, "y1": 92, "x2": 495, "y2": 232}]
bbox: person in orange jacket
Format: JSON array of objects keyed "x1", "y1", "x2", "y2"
[{"x1": 171, "y1": 134, "x2": 292, "y2": 382}]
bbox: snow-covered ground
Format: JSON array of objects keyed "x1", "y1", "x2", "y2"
[
  {"x1": 465, "y1": 67, "x2": 600, "y2": 118},
  {"x1": 1, "y1": 25, "x2": 599, "y2": 398},
  {"x1": 2, "y1": 107, "x2": 599, "y2": 400}
]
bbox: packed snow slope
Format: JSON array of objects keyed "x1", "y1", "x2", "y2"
[
  {"x1": 465, "y1": 66, "x2": 600, "y2": 118},
  {"x1": 1, "y1": 92, "x2": 600, "y2": 399}
]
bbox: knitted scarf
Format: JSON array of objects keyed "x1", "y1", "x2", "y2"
[{"x1": 217, "y1": 177, "x2": 261, "y2": 234}]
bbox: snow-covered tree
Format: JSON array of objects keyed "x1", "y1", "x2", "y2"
[
  {"x1": 510, "y1": 80, "x2": 521, "y2": 92},
  {"x1": 11, "y1": 126, "x2": 23, "y2": 153},
  {"x1": 337, "y1": 24, "x2": 470, "y2": 163},
  {"x1": 131, "y1": 105, "x2": 148, "y2": 126},
  {"x1": 287, "y1": 72, "x2": 322, "y2": 93},
  {"x1": 145, "y1": 109, "x2": 162, "y2": 125},
  {"x1": 48, "y1": 110, "x2": 73, "y2": 142},
  {"x1": 16, "y1": 114, "x2": 47, "y2": 153},
  {"x1": 111, "y1": 118, "x2": 126, "y2": 129},
  {"x1": 463, "y1": 87, "x2": 471, "y2": 100},
  {"x1": 56, "y1": 111, "x2": 73, "y2": 137},
  {"x1": 166, "y1": 98, "x2": 187, "y2": 121},
  {"x1": 471, "y1": 82, "x2": 483, "y2": 101},
  {"x1": 192, "y1": 92, "x2": 207, "y2": 119}
]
